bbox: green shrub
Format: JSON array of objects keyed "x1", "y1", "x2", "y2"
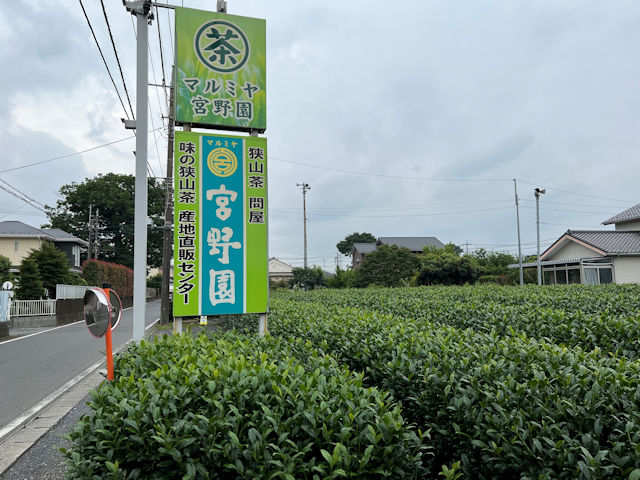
[
  {"x1": 266, "y1": 293, "x2": 640, "y2": 479},
  {"x1": 62, "y1": 333, "x2": 430, "y2": 479}
]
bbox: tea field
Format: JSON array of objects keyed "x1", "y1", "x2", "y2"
[{"x1": 65, "y1": 284, "x2": 640, "y2": 479}]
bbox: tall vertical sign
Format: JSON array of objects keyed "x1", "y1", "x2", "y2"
[
  {"x1": 174, "y1": 131, "x2": 268, "y2": 316},
  {"x1": 174, "y1": 7, "x2": 266, "y2": 132}
]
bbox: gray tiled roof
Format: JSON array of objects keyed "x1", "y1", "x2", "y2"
[
  {"x1": 602, "y1": 203, "x2": 640, "y2": 225},
  {"x1": 568, "y1": 230, "x2": 640, "y2": 255},
  {"x1": 378, "y1": 236, "x2": 444, "y2": 252},
  {"x1": 352, "y1": 242, "x2": 377, "y2": 254},
  {"x1": 41, "y1": 228, "x2": 87, "y2": 245},
  {"x1": 0, "y1": 221, "x2": 53, "y2": 238}
]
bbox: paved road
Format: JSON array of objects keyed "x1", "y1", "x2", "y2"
[{"x1": 0, "y1": 301, "x2": 161, "y2": 430}]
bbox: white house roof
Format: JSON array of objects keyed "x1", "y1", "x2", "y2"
[{"x1": 602, "y1": 203, "x2": 640, "y2": 225}]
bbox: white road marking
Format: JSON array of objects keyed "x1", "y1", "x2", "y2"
[{"x1": 0, "y1": 316, "x2": 160, "y2": 443}]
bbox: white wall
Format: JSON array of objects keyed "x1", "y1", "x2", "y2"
[
  {"x1": 615, "y1": 220, "x2": 640, "y2": 231},
  {"x1": 613, "y1": 257, "x2": 640, "y2": 283},
  {"x1": 546, "y1": 241, "x2": 601, "y2": 261}
]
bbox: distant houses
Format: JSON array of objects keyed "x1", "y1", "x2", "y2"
[
  {"x1": 351, "y1": 236, "x2": 444, "y2": 269},
  {"x1": 513, "y1": 203, "x2": 640, "y2": 284},
  {"x1": 0, "y1": 221, "x2": 87, "y2": 275}
]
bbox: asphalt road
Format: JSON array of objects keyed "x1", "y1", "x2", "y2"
[{"x1": 0, "y1": 300, "x2": 161, "y2": 430}]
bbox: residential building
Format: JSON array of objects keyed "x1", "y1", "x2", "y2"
[
  {"x1": 512, "y1": 203, "x2": 640, "y2": 284},
  {"x1": 268, "y1": 257, "x2": 294, "y2": 282},
  {"x1": 352, "y1": 236, "x2": 444, "y2": 269},
  {"x1": 0, "y1": 221, "x2": 87, "y2": 275}
]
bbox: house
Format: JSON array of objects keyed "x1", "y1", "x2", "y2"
[
  {"x1": 0, "y1": 221, "x2": 87, "y2": 275},
  {"x1": 352, "y1": 236, "x2": 444, "y2": 269},
  {"x1": 513, "y1": 203, "x2": 640, "y2": 285},
  {"x1": 268, "y1": 257, "x2": 294, "y2": 282}
]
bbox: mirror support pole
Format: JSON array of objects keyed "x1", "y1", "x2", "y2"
[{"x1": 104, "y1": 287, "x2": 114, "y2": 381}]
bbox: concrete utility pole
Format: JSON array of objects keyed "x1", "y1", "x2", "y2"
[
  {"x1": 535, "y1": 187, "x2": 546, "y2": 285},
  {"x1": 160, "y1": 66, "x2": 175, "y2": 326},
  {"x1": 297, "y1": 182, "x2": 310, "y2": 268},
  {"x1": 513, "y1": 179, "x2": 523, "y2": 286},
  {"x1": 125, "y1": 0, "x2": 153, "y2": 341},
  {"x1": 87, "y1": 204, "x2": 92, "y2": 261}
]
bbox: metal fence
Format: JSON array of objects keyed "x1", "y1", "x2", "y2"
[
  {"x1": 10, "y1": 299, "x2": 57, "y2": 317},
  {"x1": 56, "y1": 284, "x2": 91, "y2": 300}
]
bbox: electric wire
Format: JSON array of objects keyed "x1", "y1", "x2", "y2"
[
  {"x1": 271, "y1": 156, "x2": 510, "y2": 183},
  {"x1": 78, "y1": 0, "x2": 130, "y2": 120},
  {"x1": 155, "y1": 4, "x2": 169, "y2": 108},
  {"x1": 100, "y1": 0, "x2": 135, "y2": 119},
  {"x1": 0, "y1": 179, "x2": 46, "y2": 208},
  {"x1": 0, "y1": 184, "x2": 45, "y2": 213}
]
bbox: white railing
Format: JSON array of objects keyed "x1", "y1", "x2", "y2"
[
  {"x1": 56, "y1": 284, "x2": 91, "y2": 300},
  {"x1": 10, "y1": 299, "x2": 57, "y2": 317}
]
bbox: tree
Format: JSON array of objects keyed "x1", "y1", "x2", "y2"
[
  {"x1": 417, "y1": 244, "x2": 481, "y2": 286},
  {"x1": 472, "y1": 249, "x2": 518, "y2": 276},
  {"x1": 291, "y1": 266, "x2": 326, "y2": 290},
  {"x1": 16, "y1": 257, "x2": 44, "y2": 300},
  {"x1": 354, "y1": 244, "x2": 419, "y2": 287},
  {"x1": 27, "y1": 242, "x2": 70, "y2": 298},
  {"x1": 0, "y1": 255, "x2": 12, "y2": 285},
  {"x1": 44, "y1": 173, "x2": 166, "y2": 268},
  {"x1": 336, "y1": 232, "x2": 376, "y2": 256},
  {"x1": 326, "y1": 266, "x2": 356, "y2": 289}
]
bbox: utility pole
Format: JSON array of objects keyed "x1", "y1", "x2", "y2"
[
  {"x1": 160, "y1": 66, "x2": 175, "y2": 326},
  {"x1": 94, "y1": 208, "x2": 100, "y2": 259},
  {"x1": 125, "y1": 0, "x2": 153, "y2": 342},
  {"x1": 297, "y1": 182, "x2": 310, "y2": 268},
  {"x1": 535, "y1": 187, "x2": 546, "y2": 285},
  {"x1": 513, "y1": 179, "x2": 523, "y2": 286},
  {"x1": 88, "y1": 204, "x2": 93, "y2": 261}
]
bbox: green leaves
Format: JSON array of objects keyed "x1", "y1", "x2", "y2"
[{"x1": 63, "y1": 332, "x2": 428, "y2": 478}]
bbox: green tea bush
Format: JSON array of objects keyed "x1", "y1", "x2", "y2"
[
  {"x1": 288, "y1": 285, "x2": 640, "y2": 359},
  {"x1": 62, "y1": 333, "x2": 430, "y2": 479},
  {"x1": 267, "y1": 298, "x2": 640, "y2": 479}
]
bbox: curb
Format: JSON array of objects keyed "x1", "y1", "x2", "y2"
[{"x1": 0, "y1": 318, "x2": 160, "y2": 475}]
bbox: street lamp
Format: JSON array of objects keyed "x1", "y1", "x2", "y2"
[{"x1": 535, "y1": 187, "x2": 546, "y2": 285}]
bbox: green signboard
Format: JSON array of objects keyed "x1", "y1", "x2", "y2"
[
  {"x1": 173, "y1": 131, "x2": 268, "y2": 316},
  {"x1": 175, "y1": 7, "x2": 266, "y2": 132}
]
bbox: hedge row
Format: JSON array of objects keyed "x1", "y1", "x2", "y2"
[
  {"x1": 62, "y1": 333, "x2": 431, "y2": 479},
  {"x1": 283, "y1": 285, "x2": 640, "y2": 360},
  {"x1": 82, "y1": 259, "x2": 134, "y2": 297},
  {"x1": 265, "y1": 298, "x2": 640, "y2": 479}
]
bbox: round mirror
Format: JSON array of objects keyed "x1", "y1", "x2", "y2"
[
  {"x1": 83, "y1": 287, "x2": 111, "y2": 338},
  {"x1": 108, "y1": 290, "x2": 123, "y2": 331}
]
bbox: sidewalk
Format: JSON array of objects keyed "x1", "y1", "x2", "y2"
[{"x1": 0, "y1": 319, "x2": 219, "y2": 478}]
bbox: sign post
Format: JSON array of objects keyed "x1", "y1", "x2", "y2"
[{"x1": 172, "y1": 5, "x2": 268, "y2": 333}]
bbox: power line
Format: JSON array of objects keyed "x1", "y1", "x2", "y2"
[
  {"x1": 272, "y1": 156, "x2": 510, "y2": 183},
  {"x1": 0, "y1": 129, "x2": 162, "y2": 174},
  {"x1": 271, "y1": 205, "x2": 513, "y2": 218},
  {"x1": 517, "y1": 179, "x2": 635, "y2": 204},
  {"x1": 0, "y1": 184, "x2": 45, "y2": 213},
  {"x1": 155, "y1": 4, "x2": 169, "y2": 107},
  {"x1": 78, "y1": 0, "x2": 130, "y2": 120},
  {"x1": 0, "y1": 179, "x2": 45, "y2": 208},
  {"x1": 100, "y1": 0, "x2": 135, "y2": 119}
]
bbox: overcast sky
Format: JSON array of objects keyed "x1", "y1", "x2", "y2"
[{"x1": 1, "y1": 0, "x2": 639, "y2": 271}]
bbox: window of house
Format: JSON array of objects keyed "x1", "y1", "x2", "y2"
[
  {"x1": 14, "y1": 241, "x2": 19, "y2": 252},
  {"x1": 584, "y1": 266, "x2": 613, "y2": 285},
  {"x1": 543, "y1": 270, "x2": 555, "y2": 285},
  {"x1": 73, "y1": 245, "x2": 80, "y2": 267},
  {"x1": 567, "y1": 268, "x2": 581, "y2": 284}
]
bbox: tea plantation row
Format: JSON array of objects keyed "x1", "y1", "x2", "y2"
[{"x1": 65, "y1": 285, "x2": 640, "y2": 478}]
